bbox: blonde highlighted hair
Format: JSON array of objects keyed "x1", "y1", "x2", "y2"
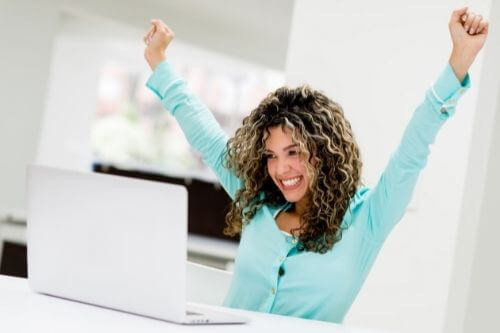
[{"x1": 224, "y1": 85, "x2": 363, "y2": 253}]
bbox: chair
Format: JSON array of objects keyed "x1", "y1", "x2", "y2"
[{"x1": 186, "y1": 261, "x2": 233, "y2": 306}]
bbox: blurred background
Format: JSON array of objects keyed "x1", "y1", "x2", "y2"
[{"x1": 0, "y1": 0, "x2": 498, "y2": 332}]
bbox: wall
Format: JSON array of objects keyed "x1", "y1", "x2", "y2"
[
  {"x1": 444, "y1": 0, "x2": 500, "y2": 331},
  {"x1": 285, "y1": 0, "x2": 491, "y2": 332},
  {"x1": 0, "y1": 0, "x2": 60, "y2": 218},
  {"x1": 36, "y1": 14, "x2": 101, "y2": 174}
]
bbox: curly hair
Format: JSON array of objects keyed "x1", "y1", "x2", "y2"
[{"x1": 224, "y1": 85, "x2": 363, "y2": 253}]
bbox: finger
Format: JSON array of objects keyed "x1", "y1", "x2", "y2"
[
  {"x1": 452, "y1": 7, "x2": 468, "y2": 22},
  {"x1": 475, "y1": 19, "x2": 488, "y2": 34},
  {"x1": 151, "y1": 19, "x2": 166, "y2": 34},
  {"x1": 144, "y1": 30, "x2": 153, "y2": 44},
  {"x1": 148, "y1": 23, "x2": 157, "y2": 42},
  {"x1": 152, "y1": 19, "x2": 175, "y2": 38},
  {"x1": 481, "y1": 21, "x2": 489, "y2": 36},
  {"x1": 464, "y1": 10, "x2": 475, "y2": 32},
  {"x1": 146, "y1": 24, "x2": 155, "y2": 37},
  {"x1": 469, "y1": 14, "x2": 482, "y2": 34},
  {"x1": 143, "y1": 25, "x2": 155, "y2": 44},
  {"x1": 162, "y1": 21, "x2": 175, "y2": 37}
]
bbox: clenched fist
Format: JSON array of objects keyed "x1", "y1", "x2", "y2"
[
  {"x1": 143, "y1": 19, "x2": 175, "y2": 70},
  {"x1": 448, "y1": 7, "x2": 489, "y2": 82}
]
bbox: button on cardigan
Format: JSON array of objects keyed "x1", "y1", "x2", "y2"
[{"x1": 146, "y1": 61, "x2": 470, "y2": 323}]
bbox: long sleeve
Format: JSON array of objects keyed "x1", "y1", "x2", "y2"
[
  {"x1": 365, "y1": 64, "x2": 471, "y2": 242},
  {"x1": 146, "y1": 60, "x2": 242, "y2": 199}
]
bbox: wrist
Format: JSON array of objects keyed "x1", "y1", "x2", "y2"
[
  {"x1": 145, "y1": 49, "x2": 166, "y2": 71},
  {"x1": 449, "y1": 47, "x2": 475, "y2": 83}
]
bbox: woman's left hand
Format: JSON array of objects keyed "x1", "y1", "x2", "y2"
[{"x1": 448, "y1": 7, "x2": 489, "y2": 83}]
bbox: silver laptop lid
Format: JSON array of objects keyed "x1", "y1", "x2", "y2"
[{"x1": 27, "y1": 165, "x2": 187, "y2": 322}]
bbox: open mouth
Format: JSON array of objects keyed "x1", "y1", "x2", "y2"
[{"x1": 279, "y1": 176, "x2": 303, "y2": 191}]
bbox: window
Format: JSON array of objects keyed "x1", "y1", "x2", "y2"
[{"x1": 92, "y1": 46, "x2": 284, "y2": 181}]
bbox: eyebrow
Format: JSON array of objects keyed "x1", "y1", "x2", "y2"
[{"x1": 264, "y1": 144, "x2": 298, "y2": 153}]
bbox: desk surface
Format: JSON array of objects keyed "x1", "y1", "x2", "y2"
[{"x1": 0, "y1": 275, "x2": 391, "y2": 333}]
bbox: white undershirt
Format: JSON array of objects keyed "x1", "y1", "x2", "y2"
[{"x1": 274, "y1": 203, "x2": 293, "y2": 237}]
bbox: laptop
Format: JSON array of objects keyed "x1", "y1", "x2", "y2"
[{"x1": 26, "y1": 165, "x2": 249, "y2": 324}]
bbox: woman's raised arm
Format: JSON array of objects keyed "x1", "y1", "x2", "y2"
[
  {"x1": 365, "y1": 8, "x2": 488, "y2": 242},
  {"x1": 143, "y1": 19, "x2": 243, "y2": 199}
]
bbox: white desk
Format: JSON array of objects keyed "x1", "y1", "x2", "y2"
[{"x1": 0, "y1": 275, "x2": 391, "y2": 333}]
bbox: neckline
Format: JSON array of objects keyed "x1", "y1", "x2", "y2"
[
  {"x1": 273, "y1": 202, "x2": 292, "y2": 219},
  {"x1": 272, "y1": 202, "x2": 296, "y2": 240}
]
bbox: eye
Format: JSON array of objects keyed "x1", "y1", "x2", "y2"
[
  {"x1": 264, "y1": 153, "x2": 276, "y2": 160},
  {"x1": 288, "y1": 150, "x2": 299, "y2": 156}
]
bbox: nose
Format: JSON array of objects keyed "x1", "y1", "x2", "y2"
[{"x1": 276, "y1": 158, "x2": 291, "y2": 175}]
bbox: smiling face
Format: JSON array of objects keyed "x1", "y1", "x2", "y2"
[
  {"x1": 264, "y1": 125, "x2": 311, "y2": 205},
  {"x1": 224, "y1": 85, "x2": 363, "y2": 252}
]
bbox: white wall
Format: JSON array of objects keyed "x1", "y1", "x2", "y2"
[
  {"x1": 37, "y1": 26, "x2": 99, "y2": 173},
  {"x1": 36, "y1": 12, "x2": 144, "y2": 173},
  {"x1": 0, "y1": 0, "x2": 60, "y2": 218},
  {"x1": 444, "y1": 0, "x2": 500, "y2": 331},
  {"x1": 285, "y1": 0, "x2": 491, "y2": 332}
]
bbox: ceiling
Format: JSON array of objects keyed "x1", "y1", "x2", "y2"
[{"x1": 60, "y1": 0, "x2": 295, "y2": 70}]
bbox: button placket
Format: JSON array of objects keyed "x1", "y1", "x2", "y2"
[{"x1": 277, "y1": 254, "x2": 285, "y2": 275}]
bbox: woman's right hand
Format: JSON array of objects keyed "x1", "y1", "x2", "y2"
[{"x1": 143, "y1": 19, "x2": 175, "y2": 71}]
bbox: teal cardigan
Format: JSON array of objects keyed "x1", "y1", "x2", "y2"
[{"x1": 147, "y1": 61, "x2": 470, "y2": 323}]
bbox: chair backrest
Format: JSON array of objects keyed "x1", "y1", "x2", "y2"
[{"x1": 186, "y1": 261, "x2": 233, "y2": 306}]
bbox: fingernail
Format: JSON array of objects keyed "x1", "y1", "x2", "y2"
[{"x1": 469, "y1": 29, "x2": 474, "y2": 34}]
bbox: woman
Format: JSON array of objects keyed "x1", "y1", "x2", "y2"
[{"x1": 142, "y1": 7, "x2": 488, "y2": 323}]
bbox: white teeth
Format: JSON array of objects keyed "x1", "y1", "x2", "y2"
[{"x1": 282, "y1": 177, "x2": 301, "y2": 187}]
